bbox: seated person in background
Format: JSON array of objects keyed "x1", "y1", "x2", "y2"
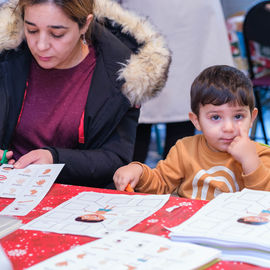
[
  {"x1": 114, "y1": 65, "x2": 270, "y2": 200},
  {"x1": 0, "y1": 0, "x2": 171, "y2": 187}
]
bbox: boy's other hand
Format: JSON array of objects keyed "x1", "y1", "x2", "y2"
[
  {"x1": 227, "y1": 123, "x2": 260, "y2": 174},
  {"x1": 113, "y1": 163, "x2": 143, "y2": 191}
]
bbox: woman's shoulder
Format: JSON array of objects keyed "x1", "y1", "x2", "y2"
[{"x1": 0, "y1": 42, "x2": 30, "y2": 64}]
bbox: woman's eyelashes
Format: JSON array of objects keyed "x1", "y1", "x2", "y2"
[{"x1": 26, "y1": 29, "x2": 65, "y2": 38}]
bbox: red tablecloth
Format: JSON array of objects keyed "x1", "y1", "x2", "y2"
[{"x1": 0, "y1": 184, "x2": 268, "y2": 270}]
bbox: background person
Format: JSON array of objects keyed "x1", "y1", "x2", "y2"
[
  {"x1": 119, "y1": 0, "x2": 235, "y2": 161},
  {"x1": 0, "y1": 0, "x2": 171, "y2": 187}
]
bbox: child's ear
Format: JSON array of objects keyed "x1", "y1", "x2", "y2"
[
  {"x1": 189, "y1": 112, "x2": 201, "y2": 131},
  {"x1": 250, "y1": 108, "x2": 258, "y2": 129}
]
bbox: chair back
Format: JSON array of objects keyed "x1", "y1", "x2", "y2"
[{"x1": 243, "y1": 1, "x2": 270, "y2": 79}]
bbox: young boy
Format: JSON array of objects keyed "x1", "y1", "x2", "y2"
[{"x1": 113, "y1": 65, "x2": 270, "y2": 200}]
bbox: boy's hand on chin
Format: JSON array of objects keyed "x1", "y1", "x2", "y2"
[
  {"x1": 227, "y1": 123, "x2": 260, "y2": 175},
  {"x1": 227, "y1": 125, "x2": 251, "y2": 162}
]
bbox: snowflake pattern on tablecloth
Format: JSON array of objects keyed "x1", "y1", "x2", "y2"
[
  {"x1": 8, "y1": 249, "x2": 27, "y2": 257},
  {"x1": 147, "y1": 219, "x2": 159, "y2": 223},
  {"x1": 42, "y1": 207, "x2": 53, "y2": 211}
]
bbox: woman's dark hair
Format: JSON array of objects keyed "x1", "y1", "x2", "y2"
[{"x1": 190, "y1": 65, "x2": 255, "y2": 116}]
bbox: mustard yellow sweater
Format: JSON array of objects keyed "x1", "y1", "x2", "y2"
[{"x1": 135, "y1": 134, "x2": 270, "y2": 200}]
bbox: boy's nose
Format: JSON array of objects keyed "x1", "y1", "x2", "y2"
[{"x1": 223, "y1": 120, "x2": 235, "y2": 132}]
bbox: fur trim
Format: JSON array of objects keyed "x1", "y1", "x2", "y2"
[
  {"x1": 0, "y1": 0, "x2": 171, "y2": 106},
  {"x1": 0, "y1": 0, "x2": 24, "y2": 51},
  {"x1": 94, "y1": 0, "x2": 171, "y2": 106}
]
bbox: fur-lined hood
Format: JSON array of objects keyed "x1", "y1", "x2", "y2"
[{"x1": 0, "y1": 0, "x2": 171, "y2": 106}]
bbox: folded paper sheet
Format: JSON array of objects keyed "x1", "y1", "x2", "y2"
[
  {"x1": 0, "y1": 164, "x2": 64, "y2": 216},
  {"x1": 22, "y1": 192, "x2": 170, "y2": 238},
  {"x1": 26, "y1": 231, "x2": 220, "y2": 270}
]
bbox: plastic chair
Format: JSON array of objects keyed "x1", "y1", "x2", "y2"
[{"x1": 243, "y1": 1, "x2": 270, "y2": 144}]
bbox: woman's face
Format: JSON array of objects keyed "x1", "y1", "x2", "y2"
[{"x1": 24, "y1": 2, "x2": 87, "y2": 69}]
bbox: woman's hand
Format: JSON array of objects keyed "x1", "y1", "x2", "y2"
[
  {"x1": 113, "y1": 163, "x2": 143, "y2": 191},
  {"x1": 0, "y1": 150, "x2": 14, "y2": 165},
  {"x1": 14, "y1": 149, "x2": 53, "y2": 169}
]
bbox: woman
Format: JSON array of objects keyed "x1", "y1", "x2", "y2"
[{"x1": 0, "y1": 0, "x2": 171, "y2": 187}]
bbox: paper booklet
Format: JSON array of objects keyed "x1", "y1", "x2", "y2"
[
  {"x1": 0, "y1": 164, "x2": 64, "y2": 216},
  {"x1": 22, "y1": 192, "x2": 170, "y2": 238},
  {"x1": 168, "y1": 189, "x2": 270, "y2": 268},
  {"x1": 26, "y1": 231, "x2": 221, "y2": 270},
  {"x1": 0, "y1": 215, "x2": 22, "y2": 239}
]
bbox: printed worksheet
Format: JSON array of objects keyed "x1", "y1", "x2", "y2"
[
  {"x1": 169, "y1": 188, "x2": 270, "y2": 249},
  {"x1": 26, "y1": 231, "x2": 220, "y2": 270},
  {"x1": 22, "y1": 192, "x2": 170, "y2": 237},
  {"x1": 0, "y1": 164, "x2": 64, "y2": 216}
]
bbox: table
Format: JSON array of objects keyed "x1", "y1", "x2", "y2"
[{"x1": 0, "y1": 184, "x2": 268, "y2": 270}]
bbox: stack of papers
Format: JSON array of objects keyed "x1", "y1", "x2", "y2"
[
  {"x1": 27, "y1": 231, "x2": 220, "y2": 270},
  {"x1": 169, "y1": 189, "x2": 270, "y2": 267},
  {"x1": 0, "y1": 215, "x2": 21, "y2": 239}
]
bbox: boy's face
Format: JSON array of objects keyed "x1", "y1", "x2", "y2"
[{"x1": 189, "y1": 103, "x2": 258, "y2": 152}]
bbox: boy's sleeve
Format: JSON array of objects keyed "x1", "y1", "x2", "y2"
[
  {"x1": 135, "y1": 141, "x2": 185, "y2": 194},
  {"x1": 243, "y1": 146, "x2": 270, "y2": 191}
]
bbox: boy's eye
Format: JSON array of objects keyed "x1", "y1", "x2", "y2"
[
  {"x1": 235, "y1": 114, "x2": 243, "y2": 120},
  {"x1": 211, "y1": 115, "x2": 220, "y2": 121}
]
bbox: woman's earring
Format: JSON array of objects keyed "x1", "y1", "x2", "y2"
[{"x1": 82, "y1": 34, "x2": 87, "y2": 45}]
